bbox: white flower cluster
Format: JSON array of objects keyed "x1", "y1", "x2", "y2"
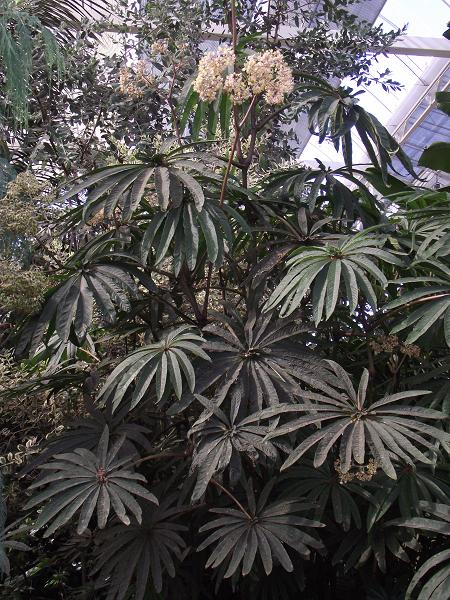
[
  {"x1": 193, "y1": 46, "x2": 235, "y2": 103},
  {"x1": 193, "y1": 46, "x2": 294, "y2": 106},
  {"x1": 223, "y1": 73, "x2": 251, "y2": 105},
  {"x1": 243, "y1": 49, "x2": 294, "y2": 105}
]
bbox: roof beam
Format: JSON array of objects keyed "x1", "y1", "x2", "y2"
[
  {"x1": 386, "y1": 36, "x2": 450, "y2": 59},
  {"x1": 201, "y1": 28, "x2": 450, "y2": 59}
]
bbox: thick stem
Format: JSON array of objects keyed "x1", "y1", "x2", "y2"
[
  {"x1": 179, "y1": 264, "x2": 204, "y2": 324},
  {"x1": 219, "y1": 96, "x2": 258, "y2": 205},
  {"x1": 230, "y1": 0, "x2": 237, "y2": 52},
  {"x1": 201, "y1": 262, "x2": 214, "y2": 322},
  {"x1": 167, "y1": 65, "x2": 182, "y2": 144},
  {"x1": 256, "y1": 102, "x2": 291, "y2": 132}
]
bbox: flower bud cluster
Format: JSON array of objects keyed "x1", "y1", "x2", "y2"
[
  {"x1": 223, "y1": 73, "x2": 251, "y2": 105},
  {"x1": 334, "y1": 458, "x2": 378, "y2": 484},
  {"x1": 369, "y1": 335, "x2": 420, "y2": 358},
  {"x1": 151, "y1": 39, "x2": 169, "y2": 55},
  {"x1": 119, "y1": 60, "x2": 155, "y2": 99}
]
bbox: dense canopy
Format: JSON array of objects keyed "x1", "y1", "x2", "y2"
[{"x1": 1, "y1": 1, "x2": 449, "y2": 599}]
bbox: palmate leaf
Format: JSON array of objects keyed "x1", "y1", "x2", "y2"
[
  {"x1": 388, "y1": 501, "x2": 450, "y2": 536},
  {"x1": 24, "y1": 426, "x2": 158, "y2": 536},
  {"x1": 98, "y1": 325, "x2": 209, "y2": 412},
  {"x1": 170, "y1": 302, "x2": 334, "y2": 414},
  {"x1": 389, "y1": 502, "x2": 450, "y2": 600},
  {"x1": 61, "y1": 146, "x2": 222, "y2": 226},
  {"x1": 281, "y1": 461, "x2": 370, "y2": 531},
  {"x1": 189, "y1": 393, "x2": 282, "y2": 501},
  {"x1": 385, "y1": 275, "x2": 450, "y2": 347},
  {"x1": 21, "y1": 399, "x2": 154, "y2": 474},
  {"x1": 366, "y1": 463, "x2": 450, "y2": 531},
  {"x1": 197, "y1": 478, "x2": 324, "y2": 578},
  {"x1": 260, "y1": 361, "x2": 449, "y2": 479},
  {"x1": 298, "y1": 79, "x2": 417, "y2": 181},
  {"x1": 0, "y1": 520, "x2": 30, "y2": 577},
  {"x1": 140, "y1": 196, "x2": 248, "y2": 274},
  {"x1": 265, "y1": 232, "x2": 403, "y2": 321},
  {"x1": 259, "y1": 164, "x2": 382, "y2": 225},
  {"x1": 92, "y1": 496, "x2": 187, "y2": 598},
  {"x1": 243, "y1": 205, "x2": 339, "y2": 289},
  {"x1": 17, "y1": 262, "x2": 139, "y2": 357},
  {"x1": 332, "y1": 523, "x2": 419, "y2": 574}
]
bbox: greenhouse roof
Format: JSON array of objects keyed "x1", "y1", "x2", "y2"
[{"x1": 301, "y1": 0, "x2": 450, "y2": 186}]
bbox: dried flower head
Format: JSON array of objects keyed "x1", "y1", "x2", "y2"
[
  {"x1": 119, "y1": 61, "x2": 155, "y2": 99},
  {"x1": 151, "y1": 39, "x2": 169, "y2": 55},
  {"x1": 400, "y1": 343, "x2": 421, "y2": 358},
  {"x1": 334, "y1": 458, "x2": 378, "y2": 484},
  {"x1": 369, "y1": 335, "x2": 399, "y2": 354}
]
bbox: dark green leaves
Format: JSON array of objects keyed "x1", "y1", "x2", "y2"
[
  {"x1": 265, "y1": 233, "x2": 402, "y2": 320},
  {"x1": 436, "y1": 91, "x2": 450, "y2": 116},
  {"x1": 60, "y1": 146, "x2": 221, "y2": 226},
  {"x1": 332, "y1": 524, "x2": 417, "y2": 574},
  {"x1": 298, "y1": 80, "x2": 417, "y2": 181},
  {"x1": 140, "y1": 199, "x2": 248, "y2": 273},
  {"x1": 198, "y1": 479, "x2": 324, "y2": 577},
  {"x1": 98, "y1": 326, "x2": 209, "y2": 411},
  {"x1": 92, "y1": 496, "x2": 187, "y2": 598},
  {"x1": 263, "y1": 362, "x2": 448, "y2": 478},
  {"x1": 419, "y1": 142, "x2": 450, "y2": 174},
  {"x1": 189, "y1": 395, "x2": 281, "y2": 501},
  {"x1": 385, "y1": 275, "x2": 450, "y2": 346},
  {"x1": 171, "y1": 305, "x2": 331, "y2": 414},
  {"x1": 390, "y1": 501, "x2": 450, "y2": 600},
  {"x1": 282, "y1": 462, "x2": 365, "y2": 531},
  {"x1": 0, "y1": 520, "x2": 30, "y2": 576},
  {"x1": 60, "y1": 164, "x2": 153, "y2": 223},
  {"x1": 24, "y1": 426, "x2": 158, "y2": 536},
  {"x1": 17, "y1": 263, "x2": 139, "y2": 357}
]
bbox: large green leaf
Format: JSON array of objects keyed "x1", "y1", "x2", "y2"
[
  {"x1": 189, "y1": 394, "x2": 282, "y2": 501},
  {"x1": 265, "y1": 233, "x2": 402, "y2": 320},
  {"x1": 256, "y1": 362, "x2": 448, "y2": 478},
  {"x1": 169, "y1": 302, "x2": 333, "y2": 415},
  {"x1": 92, "y1": 495, "x2": 187, "y2": 597},
  {"x1": 436, "y1": 91, "x2": 450, "y2": 117},
  {"x1": 16, "y1": 263, "x2": 139, "y2": 357},
  {"x1": 418, "y1": 142, "x2": 450, "y2": 174},
  {"x1": 24, "y1": 426, "x2": 158, "y2": 536},
  {"x1": 198, "y1": 479, "x2": 324, "y2": 578},
  {"x1": 98, "y1": 325, "x2": 209, "y2": 411}
]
